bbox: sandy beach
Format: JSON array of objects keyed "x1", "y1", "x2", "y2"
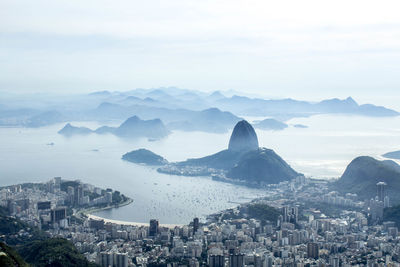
[{"x1": 87, "y1": 214, "x2": 183, "y2": 229}]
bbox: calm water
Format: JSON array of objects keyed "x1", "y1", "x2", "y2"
[{"x1": 0, "y1": 114, "x2": 400, "y2": 224}]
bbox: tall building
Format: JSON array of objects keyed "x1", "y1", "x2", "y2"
[
  {"x1": 307, "y1": 242, "x2": 319, "y2": 259},
  {"x1": 209, "y1": 255, "x2": 225, "y2": 267},
  {"x1": 98, "y1": 252, "x2": 113, "y2": 267},
  {"x1": 229, "y1": 254, "x2": 244, "y2": 267},
  {"x1": 51, "y1": 207, "x2": 67, "y2": 224},
  {"x1": 376, "y1": 182, "x2": 387, "y2": 202},
  {"x1": 193, "y1": 217, "x2": 199, "y2": 234},
  {"x1": 149, "y1": 219, "x2": 159, "y2": 237},
  {"x1": 74, "y1": 185, "x2": 83, "y2": 206},
  {"x1": 115, "y1": 253, "x2": 128, "y2": 267},
  {"x1": 384, "y1": 195, "x2": 390, "y2": 208}
]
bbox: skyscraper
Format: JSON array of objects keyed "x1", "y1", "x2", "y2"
[
  {"x1": 209, "y1": 255, "x2": 225, "y2": 267},
  {"x1": 376, "y1": 182, "x2": 387, "y2": 202},
  {"x1": 193, "y1": 217, "x2": 199, "y2": 234},
  {"x1": 229, "y1": 254, "x2": 244, "y2": 267},
  {"x1": 149, "y1": 219, "x2": 159, "y2": 237},
  {"x1": 307, "y1": 242, "x2": 319, "y2": 259}
]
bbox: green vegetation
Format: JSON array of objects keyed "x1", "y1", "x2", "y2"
[
  {"x1": 0, "y1": 242, "x2": 28, "y2": 267},
  {"x1": 0, "y1": 207, "x2": 47, "y2": 246},
  {"x1": 246, "y1": 203, "x2": 281, "y2": 223},
  {"x1": 0, "y1": 206, "x2": 96, "y2": 266},
  {"x1": 335, "y1": 156, "x2": 400, "y2": 204},
  {"x1": 18, "y1": 238, "x2": 97, "y2": 267}
]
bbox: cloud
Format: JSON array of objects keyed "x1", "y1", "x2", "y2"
[{"x1": 0, "y1": 0, "x2": 400, "y2": 109}]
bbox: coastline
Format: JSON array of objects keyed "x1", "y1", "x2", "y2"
[
  {"x1": 86, "y1": 214, "x2": 182, "y2": 229},
  {"x1": 76, "y1": 197, "x2": 183, "y2": 228},
  {"x1": 75, "y1": 197, "x2": 133, "y2": 220}
]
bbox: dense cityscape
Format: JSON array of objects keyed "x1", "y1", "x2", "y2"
[{"x1": 1, "y1": 175, "x2": 399, "y2": 267}]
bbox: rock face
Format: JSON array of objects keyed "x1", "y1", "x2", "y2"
[{"x1": 228, "y1": 120, "x2": 259, "y2": 152}]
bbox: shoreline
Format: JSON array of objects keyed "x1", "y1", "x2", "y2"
[
  {"x1": 86, "y1": 214, "x2": 183, "y2": 229},
  {"x1": 75, "y1": 197, "x2": 134, "y2": 220},
  {"x1": 76, "y1": 197, "x2": 183, "y2": 228}
]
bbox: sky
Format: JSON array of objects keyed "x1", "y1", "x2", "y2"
[{"x1": 1, "y1": 0, "x2": 400, "y2": 108}]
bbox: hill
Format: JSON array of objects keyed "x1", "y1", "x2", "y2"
[
  {"x1": 18, "y1": 238, "x2": 97, "y2": 267},
  {"x1": 59, "y1": 116, "x2": 169, "y2": 139},
  {"x1": 227, "y1": 148, "x2": 300, "y2": 184},
  {"x1": 334, "y1": 156, "x2": 400, "y2": 204},
  {"x1": 0, "y1": 242, "x2": 28, "y2": 267},
  {"x1": 58, "y1": 123, "x2": 92, "y2": 136},
  {"x1": 122, "y1": 149, "x2": 168, "y2": 165}
]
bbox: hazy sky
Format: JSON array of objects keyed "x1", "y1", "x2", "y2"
[{"x1": 1, "y1": 0, "x2": 400, "y2": 108}]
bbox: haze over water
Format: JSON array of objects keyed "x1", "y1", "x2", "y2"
[{"x1": 1, "y1": 114, "x2": 400, "y2": 224}]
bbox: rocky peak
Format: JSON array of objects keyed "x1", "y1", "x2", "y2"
[{"x1": 228, "y1": 120, "x2": 259, "y2": 152}]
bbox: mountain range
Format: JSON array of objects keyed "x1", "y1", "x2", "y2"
[
  {"x1": 58, "y1": 116, "x2": 169, "y2": 139},
  {"x1": 0, "y1": 87, "x2": 397, "y2": 133}
]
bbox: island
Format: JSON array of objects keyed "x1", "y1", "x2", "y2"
[
  {"x1": 253, "y1": 118, "x2": 288, "y2": 131},
  {"x1": 123, "y1": 120, "x2": 303, "y2": 186},
  {"x1": 122, "y1": 149, "x2": 168, "y2": 165}
]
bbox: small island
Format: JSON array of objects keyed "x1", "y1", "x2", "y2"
[
  {"x1": 122, "y1": 149, "x2": 168, "y2": 165},
  {"x1": 293, "y1": 124, "x2": 308, "y2": 128},
  {"x1": 253, "y1": 118, "x2": 288, "y2": 131}
]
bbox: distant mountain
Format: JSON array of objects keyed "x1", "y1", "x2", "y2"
[
  {"x1": 382, "y1": 150, "x2": 400, "y2": 160},
  {"x1": 59, "y1": 116, "x2": 170, "y2": 138},
  {"x1": 92, "y1": 103, "x2": 240, "y2": 133},
  {"x1": 334, "y1": 156, "x2": 400, "y2": 204},
  {"x1": 2, "y1": 88, "x2": 398, "y2": 130},
  {"x1": 114, "y1": 116, "x2": 169, "y2": 138},
  {"x1": 216, "y1": 95, "x2": 399, "y2": 118},
  {"x1": 58, "y1": 123, "x2": 92, "y2": 136},
  {"x1": 253, "y1": 118, "x2": 288, "y2": 131},
  {"x1": 1, "y1": 87, "x2": 398, "y2": 129},
  {"x1": 131, "y1": 120, "x2": 302, "y2": 186},
  {"x1": 122, "y1": 149, "x2": 168, "y2": 165},
  {"x1": 167, "y1": 108, "x2": 241, "y2": 133}
]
